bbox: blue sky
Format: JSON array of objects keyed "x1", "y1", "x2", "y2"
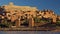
[{"x1": 0, "y1": 0, "x2": 60, "y2": 15}]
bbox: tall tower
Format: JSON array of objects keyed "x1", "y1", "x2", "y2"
[
  {"x1": 29, "y1": 17, "x2": 34, "y2": 27},
  {"x1": 9, "y1": 2, "x2": 14, "y2": 6}
]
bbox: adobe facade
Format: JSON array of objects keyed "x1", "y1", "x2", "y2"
[{"x1": 0, "y1": 2, "x2": 59, "y2": 27}]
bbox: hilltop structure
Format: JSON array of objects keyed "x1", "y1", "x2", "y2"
[{"x1": 0, "y1": 2, "x2": 60, "y2": 28}]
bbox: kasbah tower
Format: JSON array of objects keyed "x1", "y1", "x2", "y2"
[{"x1": 0, "y1": 2, "x2": 60, "y2": 27}]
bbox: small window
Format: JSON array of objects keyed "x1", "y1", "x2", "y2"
[
  {"x1": 8, "y1": 15, "x2": 10, "y2": 17},
  {"x1": 13, "y1": 13, "x2": 16, "y2": 15},
  {"x1": 44, "y1": 12, "x2": 46, "y2": 14},
  {"x1": 25, "y1": 14, "x2": 28, "y2": 16},
  {"x1": 41, "y1": 11, "x2": 43, "y2": 13},
  {"x1": 36, "y1": 11, "x2": 39, "y2": 13},
  {"x1": 15, "y1": 10, "x2": 17, "y2": 12},
  {"x1": 27, "y1": 11, "x2": 30, "y2": 12},
  {"x1": 49, "y1": 12, "x2": 50, "y2": 14},
  {"x1": 39, "y1": 14, "x2": 41, "y2": 16}
]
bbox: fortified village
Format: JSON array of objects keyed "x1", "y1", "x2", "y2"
[{"x1": 0, "y1": 2, "x2": 60, "y2": 28}]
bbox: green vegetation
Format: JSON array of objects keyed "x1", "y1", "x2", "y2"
[
  {"x1": 56, "y1": 20, "x2": 60, "y2": 26},
  {"x1": 0, "y1": 18, "x2": 15, "y2": 28},
  {"x1": 34, "y1": 17, "x2": 51, "y2": 23},
  {"x1": 34, "y1": 17, "x2": 41, "y2": 23},
  {"x1": 0, "y1": 16, "x2": 60, "y2": 28}
]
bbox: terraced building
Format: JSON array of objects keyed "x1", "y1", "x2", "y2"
[{"x1": 0, "y1": 2, "x2": 59, "y2": 28}]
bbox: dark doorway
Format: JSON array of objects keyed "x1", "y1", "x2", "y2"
[{"x1": 21, "y1": 20, "x2": 29, "y2": 27}]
